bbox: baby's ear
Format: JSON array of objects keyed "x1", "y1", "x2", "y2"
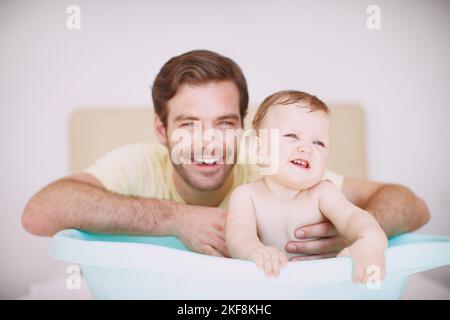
[
  {"x1": 236, "y1": 129, "x2": 260, "y2": 165},
  {"x1": 256, "y1": 142, "x2": 272, "y2": 168},
  {"x1": 255, "y1": 132, "x2": 274, "y2": 168},
  {"x1": 248, "y1": 134, "x2": 270, "y2": 168}
]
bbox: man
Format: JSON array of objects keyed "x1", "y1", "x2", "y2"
[{"x1": 22, "y1": 50, "x2": 430, "y2": 260}]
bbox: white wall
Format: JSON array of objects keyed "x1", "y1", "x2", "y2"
[{"x1": 1, "y1": 0, "x2": 449, "y2": 299}]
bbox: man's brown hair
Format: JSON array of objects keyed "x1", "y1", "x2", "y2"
[
  {"x1": 152, "y1": 50, "x2": 249, "y2": 126},
  {"x1": 252, "y1": 90, "x2": 330, "y2": 129}
]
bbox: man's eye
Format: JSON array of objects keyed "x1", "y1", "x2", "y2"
[
  {"x1": 314, "y1": 141, "x2": 325, "y2": 147},
  {"x1": 180, "y1": 122, "x2": 194, "y2": 127},
  {"x1": 283, "y1": 133, "x2": 298, "y2": 139},
  {"x1": 218, "y1": 121, "x2": 234, "y2": 126}
]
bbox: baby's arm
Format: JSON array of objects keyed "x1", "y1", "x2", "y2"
[
  {"x1": 318, "y1": 180, "x2": 388, "y2": 284},
  {"x1": 226, "y1": 185, "x2": 287, "y2": 277}
]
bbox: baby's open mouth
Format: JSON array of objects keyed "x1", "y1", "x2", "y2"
[{"x1": 290, "y1": 159, "x2": 310, "y2": 169}]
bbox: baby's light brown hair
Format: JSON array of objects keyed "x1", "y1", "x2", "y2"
[{"x1": 252, "y1": 90, "x2": 330, "y2": 130}]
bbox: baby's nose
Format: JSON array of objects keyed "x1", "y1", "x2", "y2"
[{"x1": 298, "y1": 141, "x2": 312, "y2": 153}]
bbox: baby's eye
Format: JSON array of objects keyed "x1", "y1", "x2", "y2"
[
  {"x1": 283, "y1": 133, "x2": 298, "y2": 139},
  {"x1": 313, "y1": 140, "x2": 325, "y2": 148}
]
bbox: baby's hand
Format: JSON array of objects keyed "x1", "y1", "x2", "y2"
[
  {"x1": 338, "y1": 238, "x2": 386, "y2": 284},
  {"x1": 248, "y1": 246, "x2": 288, "y2": 277}
]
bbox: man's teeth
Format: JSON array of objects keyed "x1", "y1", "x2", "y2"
[{"x1": 198, "y1": 159, "x2": 218, "y2": 165}]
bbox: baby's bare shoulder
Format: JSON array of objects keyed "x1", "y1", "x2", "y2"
[
  {"x1": 312, "y1": 179, "x2": 349, "y2": 209},
  {"x1": 231, "y1": 181, "x2": 258, "y2": 198},
  {"x1": 231, "y1": 180, "x2": 266, "y2": 203},
  {"x1": 311, "y1": 179, "x2": 341, "y2": 197}
]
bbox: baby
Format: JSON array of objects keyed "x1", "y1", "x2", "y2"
[{"x1": 226, "y1": 90, "x2": 388, "y2": 284}]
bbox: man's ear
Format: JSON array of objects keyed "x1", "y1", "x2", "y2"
[{"x1": 154, "y1": 115, "x2": 168, "y2": 145}]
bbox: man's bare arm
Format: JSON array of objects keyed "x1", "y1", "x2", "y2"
[
  {"x1": 341, "y1": 178, "x2": 430, "y2": 237},
  {"x1": 21, "y1": 173, "x2": 228, "y2": 256},
  {"x1": 22, "y1": 173, "x2": 178, "y2": 236}
]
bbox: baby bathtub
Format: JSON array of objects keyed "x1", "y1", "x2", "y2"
[{"x1": 50, "y1": 229, "x2": 450, "y2": 299}]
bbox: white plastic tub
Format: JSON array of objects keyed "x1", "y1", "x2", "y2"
[{"x1": 50, "y1": 230, "x2": 450, "y2": 299}]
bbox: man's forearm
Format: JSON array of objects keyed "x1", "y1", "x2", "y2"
[
  {"x1": 22, "y1": 178, "x2": 185, "y2": 237},
  {"x1": 363, "y1": 184, "x2": 430, "y2": 237}
]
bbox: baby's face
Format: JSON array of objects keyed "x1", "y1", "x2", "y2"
[{"x1": 258, "y1": 104, "x2": 330, "y2": 190}]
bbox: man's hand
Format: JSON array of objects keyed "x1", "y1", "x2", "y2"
[
  {"x1": 285, "y1": 221, "x2": 349, "y2": 261},
  {"x1": 173, "y1": 205, "x2": 230, "y2": 257}
]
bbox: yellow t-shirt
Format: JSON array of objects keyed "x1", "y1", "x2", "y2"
[{"x1": 86, "y1": 143, "x2": 344, "y2": 209}]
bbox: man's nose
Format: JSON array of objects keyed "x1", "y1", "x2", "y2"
[
  {"x1": 191, "y1": 121, "x2": 211, "y2": 145},
  {"x1": 193, "y1": 123, "x2": 222, "y2": 152}
]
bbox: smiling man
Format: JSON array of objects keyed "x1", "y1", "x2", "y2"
[{"x1": 22, "y1": 50, "x2": 430, "y2": 259}]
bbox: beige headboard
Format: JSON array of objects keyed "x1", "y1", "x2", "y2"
[{"x1": 70, "y1": 106, "x2": 366, "y2": 178}]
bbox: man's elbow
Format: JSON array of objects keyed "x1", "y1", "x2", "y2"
[
  {"x1": 414, "y1": 196, "x2": 430, "y2": 229},
  {"x1": 21, "y1": 199, "x2": 54, "y2": 237}
]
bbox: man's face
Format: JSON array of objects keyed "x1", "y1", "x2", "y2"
[{"x1": 157, "y1": 80, "x2": 242, "y2": 191}]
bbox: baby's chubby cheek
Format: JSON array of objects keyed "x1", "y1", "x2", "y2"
[{"x1": 313, "y1": 160, "x2": 327, "y2": 179}]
